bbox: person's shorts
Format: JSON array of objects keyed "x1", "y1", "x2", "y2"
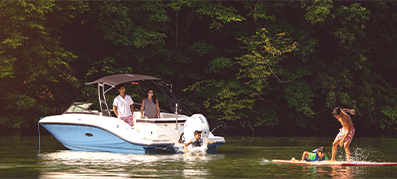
[
  {"x1": 120, "y1": 115, "x2": 134, "y2": 127},
  {"x1": 335, "y1": 127, "x2": 355, "y2": 143}
]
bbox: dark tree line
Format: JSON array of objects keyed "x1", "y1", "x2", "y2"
[{"x1": 1, "y1": 1, "x2": 396, "y2": 135}]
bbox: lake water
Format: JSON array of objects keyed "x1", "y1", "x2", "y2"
[{"x1": 1, "y1": 135, "x2": 396, "y2": 178}]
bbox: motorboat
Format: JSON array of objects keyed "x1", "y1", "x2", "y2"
[{"x1": 39, "y1": 74, "x2": 225, "y2": 154}]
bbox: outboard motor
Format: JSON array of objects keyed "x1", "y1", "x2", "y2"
[{"x1": 182, "y1": 114, "x2": 210, "y2": 143}]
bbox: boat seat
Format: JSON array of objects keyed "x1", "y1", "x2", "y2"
[{"x1": 162, "y1": 114, "x2": 177, "y2": 118}]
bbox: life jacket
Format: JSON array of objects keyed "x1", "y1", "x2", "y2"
[
  {"x1": 192, "y1": 139, "x2": 203, "y2": 147},
  {"x1": 308, "y1": 149, "x2": 328, "y2": 161}
]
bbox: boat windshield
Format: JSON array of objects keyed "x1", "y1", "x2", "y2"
[{"x1": 64, "y1": 102, "x2": 96, "y2": 114}]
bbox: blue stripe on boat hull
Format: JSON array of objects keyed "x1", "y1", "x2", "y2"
[
  {"x1": 206, "y1": 144, "x2": 220, "y2": 154},
  {"x1": 41, "y1": 124, "x2": 175, "y2": 154}
]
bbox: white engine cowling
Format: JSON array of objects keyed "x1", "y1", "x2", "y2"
[{"x1": 183, "y1": 114, "x2": 209, "y2": 143}]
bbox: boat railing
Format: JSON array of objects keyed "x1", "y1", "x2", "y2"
[{"x1": 135, "y1": 117, "x2": 187, "y2": 124}]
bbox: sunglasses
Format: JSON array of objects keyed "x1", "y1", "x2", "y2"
[
  {"x1": 148, "y1": 92, "x2": 153, "y2": 94},
  {"x1": 119, "y1": 88, "x2": 125, "y2": 91}
]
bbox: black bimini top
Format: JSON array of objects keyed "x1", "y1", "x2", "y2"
[{"x1": 85, "y1": 74, "x2": 161, "y2": 86}]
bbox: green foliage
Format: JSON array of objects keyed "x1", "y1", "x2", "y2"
[
  {"x1": 303, "y1": 1, "x2": 397, "y2": 131},
  {"x1": 236, "y1": 28, "x2": 298, "y2": 88},
  {"x1": 184, "y1": 79, "x2": 278, "y2": 127},
  {"x1": 189, "y1": 40, "x2": 215, "y2": 57},
  {"x1": 304, "y1": 0, "x2": 333, "y2": 24},
  {"x1": 380, "y1": 105, "x2": 397, "y2": 130},
  {"x1": 205, "y1": 57, "x2": 234, "y2": 74},
  {"x1": 184, "y1": 1, "x2": 246, "y2": 29},
  {"x1": 283, "y1": 81, "x2": 315, "y2": 116},
  {"x1": 2, "y1": 0, "x2": 397, "y2": 134},
  {"x1": 96, "y1": 1, "x2": 168, "y2": 47},
  {"x1": 184, "y1": 26, "x2": 297, "y2": 128},
  {"x1": 243, "y1": 1, "x2": 276, "y2": 21},
  {"x1": 0, "y1": 0, "x2": 88, "y2": 129}
]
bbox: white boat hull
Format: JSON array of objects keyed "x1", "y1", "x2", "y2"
[{"x1": 40, "y1": 113, "x2": 225, "y2": 154}]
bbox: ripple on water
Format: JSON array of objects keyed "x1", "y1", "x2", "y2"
[
  {"x1": 3, "y1": 136, "x2": 397, "y2": 178},
  {"x1": 37, "y1": 150, "x2": 226, "y2": 178},
  {"x1": 39, "y1": 150, "x2": 187, "y2": 166}
]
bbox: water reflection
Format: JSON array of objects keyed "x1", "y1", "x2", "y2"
[
  {"x1": 298, "y1": 165, "x2": 355, "y2": 178},
  {"x1": 38, "y1": 150, "x2": 224, "y2": 178},
  {"x1": 329, "y1": 166, "x2": 355, "y2": 178},
  {"x1": 298, "y1": 163, "x2": 397, "y2": 179},
  {"x1": 2, "y1": 135, "x2": 396, "y2": 178},
  {"x1": 39, "y1": 151, "x2": 181, "y2": 166}
]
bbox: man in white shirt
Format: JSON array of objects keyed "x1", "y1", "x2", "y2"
[{"x1": 113, "y1": 85, "x2": 134, "y2": 127}]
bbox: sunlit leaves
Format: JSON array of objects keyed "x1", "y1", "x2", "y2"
[
  {"x1": 305, "y1": 0, "x2": 333, "y2": 24},
  {"x1": 243, "y1": 1, "x2": 276, "y2": 21},
  {"x1": 185, "y1": 79, "x2": 259, "y2": 122},
  {"x1": 194, "y1": 2, "x2": 245, "y2": 29},
  {"x1": 184, "y1": 27, "x2": 297, "y2": 127},
  {"x1": 237, "y1": 28, "x2": 298, "y2": 88}
]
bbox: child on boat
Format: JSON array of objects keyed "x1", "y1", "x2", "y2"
[
  {"x1": 184, "y1": 130, "x2": 216, "y2": 153},
  {"x1": 301, "y1": 146, "x2": 328, "y2": 162}
]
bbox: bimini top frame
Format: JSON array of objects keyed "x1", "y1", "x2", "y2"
[{"x1": 85, "y1": 74, "x2": 181, "y2": 116}]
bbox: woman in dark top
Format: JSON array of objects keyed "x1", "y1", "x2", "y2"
[{"x1": 140, "y1": 89, "x2": 160, "y2": 118}]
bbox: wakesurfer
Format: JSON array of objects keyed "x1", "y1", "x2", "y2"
[{"x1": 330, "y1": 107, "x2": 355, "y2": 163}]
